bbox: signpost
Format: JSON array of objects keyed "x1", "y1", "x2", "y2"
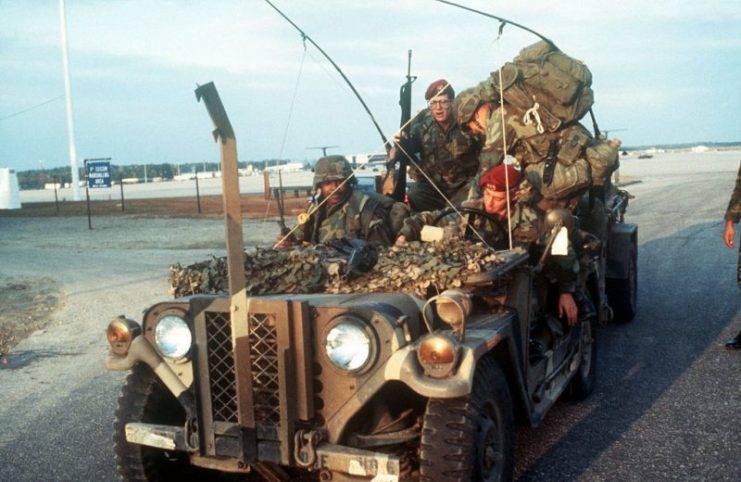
[
  {"x1": 83, "y1": 157, "x2": 112, "y2": 229},
  {"x1": 86, "y1": 159, "x2": 111, "y2": 188}
]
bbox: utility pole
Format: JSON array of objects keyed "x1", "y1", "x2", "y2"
[{"x1": 59, "y1": 0, "x2": 80, "y2": 200}]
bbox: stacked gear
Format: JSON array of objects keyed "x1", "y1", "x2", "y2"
[
  {"x1": 454, "y1": 40, "x2": 620, "y2": 194},
  {"x1": 502, "y1": 40, "x2": 594, "y2": 131},
  {"x1": 169, "y1": 237, "x2": 506, "y2": 299}
]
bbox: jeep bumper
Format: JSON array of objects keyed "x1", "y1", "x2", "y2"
[{"x1": 125, "y1": 422, "x2": 400, "y2": 481}]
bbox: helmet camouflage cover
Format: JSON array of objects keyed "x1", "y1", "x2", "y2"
[
  {"x1": 453, "y1": 87, "x2": 483, "y2": 125},
  {"x1": 313, "y1": 155, "x2": 354, "y2": 188}
]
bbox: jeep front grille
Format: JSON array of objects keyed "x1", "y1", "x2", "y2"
[
  {"x1": 248, "y1": 313, "x2": 281, "y2": 426},
  {"x1": 205, "y1": 311, "x2": 239, "y2": 423},
  {"x1": 198, "y1": 298, "x2": 315, "y2": 462}
]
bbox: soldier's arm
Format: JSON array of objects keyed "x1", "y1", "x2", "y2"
[
  {"x1": 723, "y1": 163, "x2": 741, "y2": 249},
  {"x1": 396, "y1": 209, "x2": 454, "y2": 242},
  {"x1": 365, "y1": 208, "x2": 397, "y2": 246},
  {"x1": 724, "y1": 163, "x2": 741, "y2": 223},
  {"x1": 545, "y1": 249, "x2": 580, "y2": 294}
]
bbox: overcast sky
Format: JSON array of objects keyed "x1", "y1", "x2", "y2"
[{"x1": 1, "y1": 0, "x2": 740, "y2": 172}]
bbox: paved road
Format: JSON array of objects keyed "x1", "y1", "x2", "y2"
[
  {"x1": 1, "y1": 151, "x2": 740, "y2": 481},
  {"x1": 514, "y1": 152, "x2": 741, "y2": 480}
]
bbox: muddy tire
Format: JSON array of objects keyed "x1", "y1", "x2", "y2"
[
  {"x1": 569, "y1": 319, "x2": 597, "y2": 401},
  {"x1": 607, "y1": 249, "x2": 637, "y2": 323},
  {"x1": 113, "y1": 363, "x2": 211, "y2": 481},
  {"x1": 419, "y1": 358, "x2": 513, "y2": 482}
]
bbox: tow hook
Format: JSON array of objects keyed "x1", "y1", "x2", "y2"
[
  {"x1": 294, "y1": 429, "x2": 323, "y2": 468},
  {"x1": 184, "y1": 417, "x2": 199, "y2": 451}
]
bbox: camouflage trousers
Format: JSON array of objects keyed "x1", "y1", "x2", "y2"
[
  {"x1": 408, "y1": 180, "x2": 472, "y2": 213},
  {"x1": 738, "y1": 241, "x2": 741, "y2": 289}
]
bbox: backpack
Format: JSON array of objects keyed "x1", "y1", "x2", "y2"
[
  {"x1": 524, "y1": 157, "x2": 592, "y2": 201},
  {"x1": 489, "y1": 40, "x2": 594, "y2": 133}
]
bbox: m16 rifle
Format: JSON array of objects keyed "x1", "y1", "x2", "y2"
[
  {"x1": 390, "y1": 50, "x2": 416, "y2": 202},
  {"x1": 276, "y1": 169, "x2": 289, "y2": 236}
]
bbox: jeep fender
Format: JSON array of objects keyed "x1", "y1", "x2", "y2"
[
  {"x1": 106, "y1": 335, "x2": 195, "y2": 416},
  {"x1": 383, "y1": 313, "x2": 526, "y2": 400}
]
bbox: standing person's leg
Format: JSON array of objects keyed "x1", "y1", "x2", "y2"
[
  {"x1": 408, "y1": 181, "x2": 446, "y2": 213},
  {"x1": 726, "y1": 239, "x2": 741, "y2": 350}
]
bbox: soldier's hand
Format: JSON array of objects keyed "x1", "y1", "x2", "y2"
[
  {"x1": 395, "y1": 235, "x2": 407, "y2": 246},
  {"x1": 392, "y1": 129, "x2": 408, "y2": 145},
  {"x1": 274, "y1": 234, "x2": 294, "y2": 250},
  {"x1": 558, "y1": 292, "x2": 578, "y2": 326},
  {"x1": 723, "y1": 219, "x2": 736, "y2": 249}
]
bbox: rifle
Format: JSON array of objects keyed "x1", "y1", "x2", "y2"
[
  {"x1": 390, "y1": 50, "x2": 416, "y2": 202},
  {"x1": 276, "y1": 169, "x2": 289, "y2": 235}
]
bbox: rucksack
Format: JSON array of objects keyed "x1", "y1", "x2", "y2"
[{"x1": 488, "y1": 40, "x2": 594, "y2": 133}]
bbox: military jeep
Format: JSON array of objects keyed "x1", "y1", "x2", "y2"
[{"x1": 104, "y1": 83, "x2": 637, "y2": 481}]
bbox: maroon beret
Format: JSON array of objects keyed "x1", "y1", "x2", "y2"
[
  {"x1": 425, "y1": 79, "x2": 455, "y2": 100},
  {"x1": 480, "y1": 164, "x2": 521, "y2": 191}
]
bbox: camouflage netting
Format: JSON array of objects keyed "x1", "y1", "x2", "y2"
[{"x1": 169, "y1": 238, "x2": 506, "y2": 299}]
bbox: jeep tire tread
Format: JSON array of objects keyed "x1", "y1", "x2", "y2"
[
  {"x1": 113, "y1": 363, "x2": 211, "y2": 482},
  {"x1": 419, "y1": 357, "x2": 514, "y2": 482}
]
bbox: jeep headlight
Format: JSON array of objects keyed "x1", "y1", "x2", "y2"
[
  {"x1": 154, "y1": 315, "x2": 192, "y2": 360},
  {"x1": 324, "y1": 317, "x2": 375, "y2": 373}
]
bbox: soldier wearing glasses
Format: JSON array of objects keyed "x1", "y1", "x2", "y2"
[{"x1": 390, "y1": 79, "x2": 480, "y2": 213}]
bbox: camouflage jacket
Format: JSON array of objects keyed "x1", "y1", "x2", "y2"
[
  {"x1": 477, "y1": 106, "x2": 539, "y2": 173},
  {"x1": 296, "y1": 189, "x2": 405, "y2": 246},
  {"x1": 405, "y1": 108, "x2": 480, "y2": 194},
  {"x1": 725, "y1": 162, "x2": 741, "y2": 223},
  {"x1": 398, "y1": 197, "x2": 579, "y2": 292}
]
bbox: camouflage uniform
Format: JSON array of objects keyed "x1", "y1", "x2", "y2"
[
  {"x1": 398, "y1": 197, "x2": 579, "y2": 293},
  {"x1": 294, "y1": 156, "x2": 407, "y2": 247},
  {"x1": 477, "y1": 106, "x2": 542, "y2": 174},
  {"x1": 724, "y1": 162, "x2": 741, "y2": 287},
  {"x1": 296, "y1": 189, "x2": 403, "y2": 247},
  {"x1": 403, "y1": 108, "x2": 480, "y2": 212}
]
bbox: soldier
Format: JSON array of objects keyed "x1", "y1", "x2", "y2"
[
  {"x1": 291, "y1": 155, "x2": 407, "y2": 246},
  {"x1": 389, "y1": 79, "x2": 480, "y2": 212},
  {"x1": 454, "y1": 87, "x2": 541, "y2": 175},
  {"x1": 397, "y1": 163, "x2": 582, "y2": 325},
  {"x1": 395, "y1": 163, "x2": 521, "y2": 249},
  {"x1": 722, "y1": 161, "x2": 741, "y2": 350}
]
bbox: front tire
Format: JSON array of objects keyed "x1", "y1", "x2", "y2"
[
  {"x1": 419, "y1": 358, "x2": 514, "y2": 482},
  {"x1": 113, "y1": 363, "x2": 210, "y2": 481}
]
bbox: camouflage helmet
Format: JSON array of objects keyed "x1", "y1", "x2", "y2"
[
  {"x1": 313, "y1": 155, "x2": 354, "y2": 188},
  {"x1": 453, "y1": 87, "x2": 483, "y2": 126}
]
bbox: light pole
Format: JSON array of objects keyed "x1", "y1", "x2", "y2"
[{"x1": 59, "y1": 0, "x2": 80, "y2": 200}]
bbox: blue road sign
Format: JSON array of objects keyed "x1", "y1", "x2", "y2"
[{"x1": 86, "y1": 160, "x2": 111, "y2": 188}]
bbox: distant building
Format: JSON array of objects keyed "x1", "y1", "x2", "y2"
[
  {"x1": 263, "y1": 162, "x2": 304, "y2": 173},
  {"x1": 691, "y1": 145, "x2": 710, "y2": 153},
  {"x1": 350, "y1": 153, "x2": 388, "y2": 165},
  {"x1": 0, "y1": 167, "x2": 21, "y2": 209}
]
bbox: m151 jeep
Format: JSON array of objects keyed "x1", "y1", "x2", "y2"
[{"x1": 105, "y1": 83, "x2": 637, "y2": 481}]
